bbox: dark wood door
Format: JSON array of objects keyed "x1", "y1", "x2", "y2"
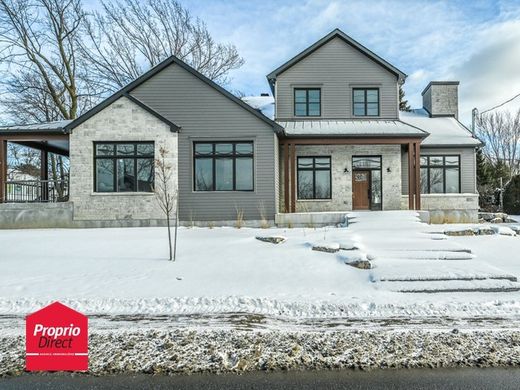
[{"x1": 352, "y1": 170, "x2": 370, "y2": 210}]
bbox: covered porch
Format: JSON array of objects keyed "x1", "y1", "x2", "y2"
[
  {"x1": 0, "y1": 121, "x2": 70, "y2": 203},
  {"x1": 279, "y1": 137, "x2": 423, "y2": 213}
]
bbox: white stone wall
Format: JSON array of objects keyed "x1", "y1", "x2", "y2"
[
  {"x1": 69, "y1": 96, "x2": 178, "y2": 221},
  {"x1": 279, "y1": 144, "x2": 402, "y2": 212}
]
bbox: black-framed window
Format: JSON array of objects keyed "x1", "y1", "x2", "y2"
[
  {"x1": 297, "y1": 156, "x2": 331, "y2": 199},
  {"x1": 353, "y1": 88, "x2": 379, "y2": 116},
  {"x1": 193, "y1": 142, "x2": 254, "y2": 191},
  {"x1": 94, "y1": 142, "x2": 154, "y2": 193},
  {"x1": 420, "y1": 155, "x2": 460, "y2": 194},
  {"x1": 294, "y1": 88, "x2": 321, "y2": 116}
]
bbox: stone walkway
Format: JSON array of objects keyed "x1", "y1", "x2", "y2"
[{"x1": 344, "y1": 211, "x2": 520, "y2": 293}]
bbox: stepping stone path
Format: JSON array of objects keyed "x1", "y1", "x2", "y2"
[
  {"x1": 312, "y1": 243, "x2": 340, "y2": 253},
  {"x1": 444, "y1": 228, "x2": 475, "y2": 236},
  {"x1": 256, "y1": 236, "x2": 286, "y2": 244},
  {"x1": 347, "y1": 259, "x2": 372, "y2": 270}
]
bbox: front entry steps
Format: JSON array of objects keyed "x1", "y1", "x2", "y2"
[
  {"x1": 343, "y1": 211, "x2": 520, "y2": 294},
  {"x1": 379, "y1": 278, "x2": 520, "y2": 293}
]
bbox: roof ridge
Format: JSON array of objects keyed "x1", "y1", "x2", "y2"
[{"x1": 66, "y1": 54, "x2": 283, "y2": 133}]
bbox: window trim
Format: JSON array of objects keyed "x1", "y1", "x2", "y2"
[
  {"x1": 352, "y1": 88, "x2": 380, "y2": 117},
  {"x1": 294, "y1": 88, "x2": 321, "y2": 117},
  {"x1": 296, "y1": 156, "x2": 332, "y2": 200},
  {"x1": 193, "y1": 141, "x2": 255, "y2": 192},
  {"x1": 420, "y1": 155, "x2": 461, "y2": 194},
  {"x1": 93, "y1": 141, "x2": 155, "y2": 193}
]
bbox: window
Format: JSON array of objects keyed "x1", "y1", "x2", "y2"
[
  {"x1": 94, "y1": 142, "x2": 154, "y2": 193},
  {"x1": 353, "y1": 88, "x2": 379, "y2": 116},
  {"x1": 420, "y1": 155, "x2": 460, "y2": 194},
  {"x1": 193, "y1": 142, "x2": 254, "y2": 191},
  {"x1": 294, "y1": 88, "x2": 321, "y2": 116},
  {"x1": 297, "y1": 157, "x2": 331, "y2": 199}
]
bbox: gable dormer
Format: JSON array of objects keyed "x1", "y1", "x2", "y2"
[{"x1": 267, "y1": 29, "x2": 406, "y2": 121}]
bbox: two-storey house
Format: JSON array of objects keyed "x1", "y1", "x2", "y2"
[
  {"x1": 268, "y1": 29, "x2": 480, "y2": 222},
  {"x1": 0, "y1": 29, "x2": 481, "y2": 228}
]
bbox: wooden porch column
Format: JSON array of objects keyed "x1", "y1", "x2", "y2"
[
  {"x1": 0, "y1": 138, "x2": 6, "y2": 202},
  {"x1": 414, "y1": 142, "x2": 421, "y2": 210},
  {"x1": 290, "y1": 143, "x2": 296, "y2": 213},
  {"x1": 407, "y1": 142, "x2": 415, "y2": 210},
  {"x1": 283, "y1": 142, "x2": 289, "y2": 213}
]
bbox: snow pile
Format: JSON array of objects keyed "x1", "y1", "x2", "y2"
[{"x1": 2, "y1": 328, "x2": 520, "y2": 376}]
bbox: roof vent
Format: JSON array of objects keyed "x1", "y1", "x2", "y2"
[{"x1": 260, "y1": 93, "x2": 270, "y2": 97}]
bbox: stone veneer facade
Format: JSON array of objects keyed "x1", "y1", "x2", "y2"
[
  {"x1": 279, "y1": 144, "x2": 402, "y2": 212},
  {"x1": 69, "y1": 96, "x2": 178, "y2": 222}
]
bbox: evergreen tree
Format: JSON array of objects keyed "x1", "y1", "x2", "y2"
[
  {"x1": 399, "y1": 85, "x2": 411, "y2": 111},
  {"x1": 476, "y1": 148, "x2": 493, "y2": 187}
]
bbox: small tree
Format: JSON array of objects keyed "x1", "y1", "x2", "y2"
[{"x1": 154, "y1": 147, "x2": 178, "y2": 261}]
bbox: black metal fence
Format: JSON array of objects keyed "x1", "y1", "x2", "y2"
[{"x1": 4, "y1": 180, "x2": 69, "y2": 203}]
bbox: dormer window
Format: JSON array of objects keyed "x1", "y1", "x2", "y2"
[
  {"x1": 353, "y1": 88, "x2": 379, "y2": 116},
  {"x1": 294, "y1": 88, "x2": 321, "y2": 117}
]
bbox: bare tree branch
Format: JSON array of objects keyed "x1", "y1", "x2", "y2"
[
  {"x1": 79, "y1": 0, "x2": 244, "y2": 92},
  {"x1": 477, "y1": 110, "x2": 520, "y2": 176}
]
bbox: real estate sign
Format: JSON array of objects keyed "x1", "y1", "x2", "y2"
[{"x1": 26, "y1": 301, "x2": 88, "y2": 371}]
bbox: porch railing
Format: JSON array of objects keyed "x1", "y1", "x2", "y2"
[{"x1": 4, "y1": 180, "x2": 69, "y2": 203}]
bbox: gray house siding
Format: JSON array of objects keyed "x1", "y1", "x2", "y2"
[
  {"x1": 401, "y1": 147, "x2": 477, "y2": 194},
  {"x1": 275, "y1": 37, "x2": 399, "y2": 120},
  {"x1": 131, "y1": 63, "x2": 277, "y2": 221}
]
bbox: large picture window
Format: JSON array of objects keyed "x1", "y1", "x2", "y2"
[
  {"x1": 294, "y1": 88, "x2": 321, "y2": 117},
  {"x1": 94, "y1": 142, "x2": 154, "y2": 193},
  {"x1": 194, "y1": 142, "x2": 254, "y2": 191},
  {"x1": 420, "y1": 155, "x2": 460, "y2": 194},
  {"x1": 353, "y1": 88, "x2": 379, "y2": 116},
  {"x1": 297, "y1": 157, "x2": 331, "y2": 199}
]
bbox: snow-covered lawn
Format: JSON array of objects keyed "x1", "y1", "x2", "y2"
[{"x1": 1, "y1": 211, "x2": 520, "y2": 319}]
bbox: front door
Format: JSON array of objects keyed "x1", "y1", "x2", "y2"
[{"x1": 352, "y1": 170, "x2": 370, "y2": 210}]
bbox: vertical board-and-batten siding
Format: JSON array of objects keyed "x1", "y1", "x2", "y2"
[
  {"x1": 131, "y1": 63, "x2": 277, "y2": 221},
  {"x1": 275, "y1": 37, "x2": 399, "y2": 120},
  {"x1": 401, "y1": 147, "x2": 477, "y2": 194}
]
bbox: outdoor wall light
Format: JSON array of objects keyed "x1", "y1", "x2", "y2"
[
  {"x1": 344, "y1": 167, "x2": 350, "y2": 173},
  {"x1": 387, "y1": 167, "x2": 392, "y2": 173}
]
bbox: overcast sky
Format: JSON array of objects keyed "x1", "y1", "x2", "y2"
[{"x1": 84, "y1": 0, "x2": 520, "y2": 125}]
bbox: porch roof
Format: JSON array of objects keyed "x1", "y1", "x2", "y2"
[
  {"x1": 277, "y1": 119, "x2": 429, "y2": 138},
  {"x1": 0, "y1": 120, "x2": 72, "y2": 135},
  {"x1": 0, "y1": 120, "x2": 71, "y2": 156}
]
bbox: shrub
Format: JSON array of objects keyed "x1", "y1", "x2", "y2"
[{"x1": 504, "y1": 175, "x2": 520, "y2": 214}]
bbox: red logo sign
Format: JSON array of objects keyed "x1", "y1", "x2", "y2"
[{"x1": 26, "y1": 302, "x2": 88, "y2": 371}]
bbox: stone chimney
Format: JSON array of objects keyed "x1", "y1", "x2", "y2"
[{"x1": 421, "y1": 81, "x2": 459, "y2": 119}]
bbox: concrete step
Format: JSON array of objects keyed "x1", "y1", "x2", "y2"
[
  {"x1": 380, "y1": 279, "x2": 520, "y2": 293},
  {"x1": 375, "y1": 251, "x2": 474, "y2": 261}
]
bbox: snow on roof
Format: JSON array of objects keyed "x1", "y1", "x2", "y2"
[
  {"x1": 241, "y1": 96, "x2": 274, "y2": 120},
  {"x1": 277, "y1": 119, "x2": 428, "y2": 137},
  {"x1": 0, "y1": 120, "x2": 72, "y2": 132},
  {"x1": 400, "y1": 109, "x2": 481, "y2": 147}
]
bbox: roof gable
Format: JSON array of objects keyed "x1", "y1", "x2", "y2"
[
  {"x1": 266, "y1": 29, "x2": 407, "y2": 89},
  {"x1": 66, "y1": 55, "x2": 282, "y2": 133}
]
